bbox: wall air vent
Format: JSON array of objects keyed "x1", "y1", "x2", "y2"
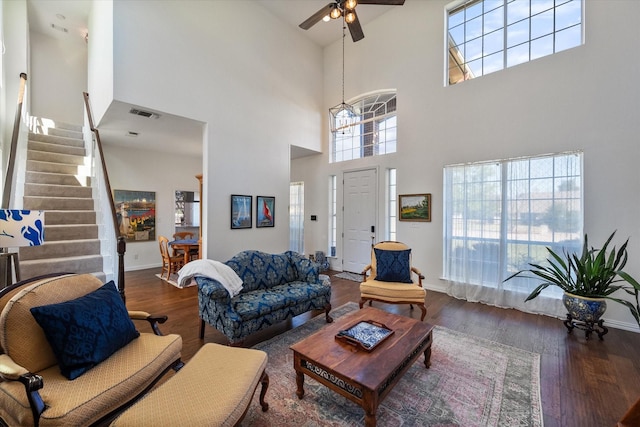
[
  {"x1": 127, "y1": 131, "x2": 139, "y2": 137},
  {"x1": 129, "y1": 108, "x2": 160, "y2": 119}
]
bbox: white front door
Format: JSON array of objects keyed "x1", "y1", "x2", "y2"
[{"x1": 343, "y1": 169, "x2": 377, "y2": 273}]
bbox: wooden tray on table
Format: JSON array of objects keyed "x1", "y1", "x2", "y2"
[{"x1": 335, "y1": 320, "x2": 394, "y2": 351}]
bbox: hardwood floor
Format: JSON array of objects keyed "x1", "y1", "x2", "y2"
[{"x1": 124, "y1": 268, "x2": 640, "y2": 426}]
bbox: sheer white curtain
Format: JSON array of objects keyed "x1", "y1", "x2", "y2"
[
  {"x1": 289, "y1": 182, "x2": 304, "y2": 254},
  {"x1": 443, "y1": 152, "x2": 583, "y2": 318}
]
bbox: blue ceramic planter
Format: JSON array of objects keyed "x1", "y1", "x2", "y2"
[{"x1": 562, "y1": 292, "x2": 607, "y2": 323}]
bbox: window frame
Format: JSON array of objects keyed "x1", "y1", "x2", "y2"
[
  {"x1": 387, "y1": 168, "x2": 397, "y2": 241},
  {"x1": 446, "y1": 0, "x2": 584, "y2": 85},
  {"x1": 331, "y1": 90, "x2": 397, "y2": 163},
  {"x1": 443, "y1": 151, "x2": 584, "y2": 296},
  {"x1": 289, "y1": 181, "x2": 305, "y2": 254}
]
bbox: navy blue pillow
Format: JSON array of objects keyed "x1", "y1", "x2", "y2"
[
  {"x1": 30, "y1": 281, "x2": 140, "y2": 380},
  {"x1": 374, "y1": 248, "x2": 413, "y2": 283}
]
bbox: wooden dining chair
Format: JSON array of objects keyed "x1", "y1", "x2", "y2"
[
  {"x1": 158, "y1": 236, "x2": 184, "y2": 280},
  {"x1": 173, "y1": 231, "x2": 194, "y2": 240}
]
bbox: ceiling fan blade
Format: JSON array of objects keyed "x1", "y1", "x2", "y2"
[
  {"x1": 357, "y1": 0, "x2": 405, "y2": 4},
  {"x1": 347, "y1": 10, "x2": 365, "y2": 42},
  {"x1": 299, "y1": 3, "x2": 333, "y2": 30}
]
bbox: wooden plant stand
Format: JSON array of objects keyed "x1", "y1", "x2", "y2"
[{"x1": 563, "y1": 313, "x2": 608, "y2": 340}]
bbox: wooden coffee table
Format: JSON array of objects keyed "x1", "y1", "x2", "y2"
[{"x1": 290, "y1": 307, "x2": 434, "y2": 427}]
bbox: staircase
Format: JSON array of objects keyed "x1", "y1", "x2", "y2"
[{"x1": 18, "y1": 121, "x2": 105, "y2": 280}]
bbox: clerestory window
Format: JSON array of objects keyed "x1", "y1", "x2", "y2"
[{"x1": 447, "y1": 0, "x2": 583, "y2": 85}]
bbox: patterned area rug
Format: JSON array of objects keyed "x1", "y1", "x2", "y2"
[
  {"x1": 244, "y1": 302, "x2": 542, "y2": 427},
  {"x1": 333, "y1": 271, "x2": 364, "y2": 282}
]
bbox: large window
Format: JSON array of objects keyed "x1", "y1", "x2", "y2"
[
  {"x1": 289, "y1": 182, "x2": 304, "y2": 254},
  {"x1": 387, "y1": 169, "x2": 397, "y2": 241},
  {"x1": 329, "y1": 175, "x2": 337, "y2": 257},
  {"x1": 447, "y1": 0, "x2": 583, "y2": 85},
  {"x1": 331, "y1": 91, "x2": 397, "y2": 163},
  {"x1": 443, "y1": 152, "x2": 583, "y2": 315}
]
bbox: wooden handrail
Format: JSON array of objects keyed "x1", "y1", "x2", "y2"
[
  {"x1": 2, "y1": 73, "x2": 27, "y2": 208},
  {"x1": 82, "y1": 92, "x2": 127, "y2": 301},
  {"x1": 82, "y1": 92, "x2": 120, "y2": 236}
]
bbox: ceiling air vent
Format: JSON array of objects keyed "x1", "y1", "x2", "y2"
[{"x1": 129, "y1": 108, "x2": 159, "y2": 119}]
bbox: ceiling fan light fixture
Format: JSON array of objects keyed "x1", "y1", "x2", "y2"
[
  {"x1": 329, "y1": 13, "x2": 358, "y2": 135},
  {"x1": 329, "y1": 4, "x2": 342, "y2": 19},
  {"x1": 322, "y1": 15, "x2": 331, "y2": 22},
  {"x1": 345, "y1": 0, "x2": 358, "y2": 10},
  {"x1": 345, "y1": 11, "x2": 356, "y2": 24}
]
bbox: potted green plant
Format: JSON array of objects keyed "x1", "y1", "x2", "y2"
[{"x1": 505, "y1": 231, "x2": 640, "y2": 333}]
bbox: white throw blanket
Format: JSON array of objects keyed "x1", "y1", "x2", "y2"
[{"x1": 177, "y1": 259, "x2": 243, "y2": 297}]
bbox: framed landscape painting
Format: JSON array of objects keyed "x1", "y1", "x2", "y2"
[
  {"x1": 256, "y1": 196, "x2": 275, "y2": 228},
  {"x1": 114, "y1": 190, "x2": 156, "y2": 241},
  {"x1": 399, "y1": 193, "x2": 431, "y2": 222},
  {"x1": 231, "y1": 195, "x2": 252, "y2": 229}
]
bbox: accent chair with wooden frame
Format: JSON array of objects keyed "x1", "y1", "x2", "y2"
[
  {"x1": 0, "y1": 273, "x2": 183, "y2": 426},
  {"x1": 159, "y1": 236, "x2": 185, "y2": 279},
  {"x1": 359, "y1": 241, "x2": 427, "y2": 321}
]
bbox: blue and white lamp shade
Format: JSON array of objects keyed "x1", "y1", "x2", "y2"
[{"x1": 0, "y1": 210, "x2": 45, "y2": 247}]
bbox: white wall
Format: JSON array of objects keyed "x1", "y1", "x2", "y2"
[
  {"x1": 29, "y1": 32, "x2": 87, "y2": 124},
  {"x1": 293, "y1": 0, "x2": 640, "y2": 330},
  {"x1": 86, "y1": 0, "x2": 113, "y2": 125},
  {"x1": 1, "y1": 0, "x2": 29, "y2": 195},
  {"x1": 103, "y1": 144, "x2": 201, "y2": 270},
  {"x1": 107, "y1": 0, "x2": 324, "y2": 261}
]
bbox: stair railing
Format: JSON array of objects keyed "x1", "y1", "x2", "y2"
[
  {"x1": 82, "y1": 92, "x2": 127, "y2": 301},
  {"x1": 2, "y1": 73, "x2": 27, "y2": 209}
]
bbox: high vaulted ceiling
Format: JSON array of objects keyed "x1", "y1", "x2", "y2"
[{"x1": 26, "y1": 0, "x2": 400, "y2": 158}]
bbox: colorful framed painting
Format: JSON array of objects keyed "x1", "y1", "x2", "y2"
[
  {"x1": 114, "y1": 190, "x2": 156, "y2": 241},
  {"x1": 231, "y1": 195, "x2": 252, "y2": 229},
  {"x1": 399, "y1": 193, "x2": 431, "y2": 222},
  {"x1": 256, "y1": 196, "x2": 275, "y2": 228}
]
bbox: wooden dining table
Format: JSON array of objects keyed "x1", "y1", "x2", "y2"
[{"x1": 169, "y1": 239, "x2": 199, "y2": 265}]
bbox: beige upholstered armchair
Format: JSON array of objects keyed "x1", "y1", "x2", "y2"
[
  {"x1": 359, "y1": 241, "x2": 427, "y2": 321},
  {"x1": 0, "y1": 273, "x2": 183, "y2": 426}
]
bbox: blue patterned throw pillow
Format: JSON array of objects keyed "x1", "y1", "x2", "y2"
[
  {"x1": 374, "y1": 248, "x2": 413, "y2": 283},
  {"x1": 30, "y1": 281, "x2": 140, "y2": 380}
]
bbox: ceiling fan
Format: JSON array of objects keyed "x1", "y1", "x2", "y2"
[{"x1": 299, "y1": 0, "x2": 406, "y2": 42}]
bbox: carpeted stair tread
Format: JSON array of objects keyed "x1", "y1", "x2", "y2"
[
  {"x1": 19, "y1": 255, "x2": 104, "y2": 278},
  {"x1": 28, "y1": 140, "x2": 85, "y2": 156},
  {"x1": 24, "y1": 196, "x2": 94, "y2": 210},
  {"x1": 25, "y1": 171, "x2": 91, "y2": 186},
  {"x1": 43, "y1": 224, "x2": 99, "y2": 240},
  {"x1": 26, "y1": 159, "x2": 85, "y2": 175},
  {"x1": 47, "y1": 127, "x2": 83, "y2": 139},
  {"x1": 24, "y1": 183, "x2": 93, "y2": 198},
  {"x1": 29, "y1": 132, "x2": 85, "y2": 147},
  {"x1": 19, "y1": 239, "x2": 101, "y2": 260},
  {"x1": 44, "y1": 210, "x2": 96, "y2": 224},
  {"x1": 27, "y1": 149, "x2": 86, "y2": 165}
]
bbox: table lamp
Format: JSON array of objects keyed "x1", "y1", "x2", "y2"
[{"x1": 0, "y1": 210, "x2": 45, "y2": 288}]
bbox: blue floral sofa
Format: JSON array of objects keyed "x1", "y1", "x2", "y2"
[{"x1": 196, "y1": 250, "x2": 332, "y2": 345}]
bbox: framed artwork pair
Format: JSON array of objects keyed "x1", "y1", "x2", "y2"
[{"x1": 231, "y1": 195, "x2": 274, "y2": 229}]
